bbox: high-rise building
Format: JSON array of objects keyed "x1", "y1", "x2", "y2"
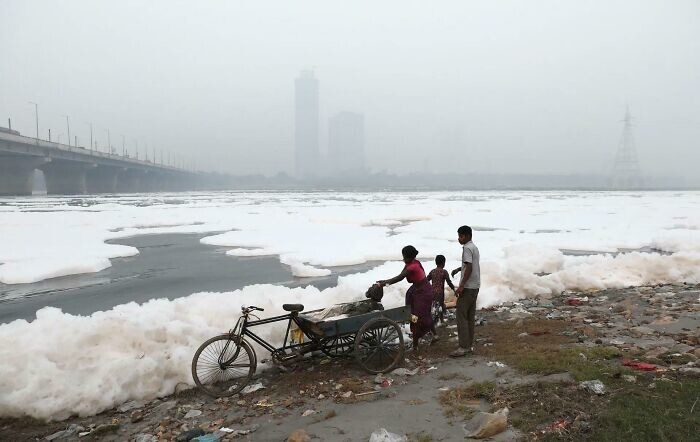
[
  {"x1": 294, "y1": 70, "x2": 319, "y2": 178},
  {"x1": 328, "y1": 111, "x2": 365, "y2": 176}
]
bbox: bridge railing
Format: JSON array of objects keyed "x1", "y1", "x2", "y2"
[{"x1": 0, "y1": 131, "x2": 186, "y2": 173}]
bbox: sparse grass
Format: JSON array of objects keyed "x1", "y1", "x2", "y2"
[
  {"x1": 408, "y1": 431, "x2": 434, "y2": 442},
  {"x1": 439, "y1": 381, "x2": 496, "y2": 418},
  {"x1": 441, "y1": 317, "x2": 700, "y2": 440},
  {"x1": 437, "y1": 372, "x2": 471, "y2": 382},
  {"x1": 590, "y1": 378, "x2": 700, "y2": 442}
]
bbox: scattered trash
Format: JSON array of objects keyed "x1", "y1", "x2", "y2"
[
  {"x1": 341, "y1": 391, "x2": 353, "y2": 398},
  {"x1": 622, "y1": 375, "x2": 637, "y2": 383},
  {"x1": 183, "y1": 409, "x2": 202, "y2": 419},
  {"x1": 622, "y1": 360, "x2": 658, "y2": 371},
  {"x1": 317, "y1": 393, "x2": 326, "y2": 399},
  {"x1": 487, "y1": 361, "x2": 506, "y2": 368},
  {"x1": 302, "y1": 409, "x2": 317, "y2": 417},
  {"x1": 192, "y1": 434, "x2": 221, "y2": 442},
  {"x1": 374, "y1": 374, "x2": 393, "y2": 387},
  {"x1": 476, "y1": 317, "x2": 487, "y2": 326},
  {"x1": 518, "y1": 332, "x2": 529, "y2": 338},
  {"x1": 532, "y1": 419, "x2": 571, "y2": 438},
  {"x1": 218, "y1": 425, "x2": 258, "y2": 437},
  {"x1": 463, "y1": 407, "x2": 509, "y2": 439},
  {"x1": 255, "y1": 399, "x2": 275, "y2": 407},
  {"x1": 369, "y1": 428, "x2": 408, "y2": 442},
  {"x1": 566, "y1": 297, "x2": 588, "y2": 306},
  {"x1": 579, "y1": 380, "x2": 606, "y2": 395},
  {"x1": 391, "y1": 367, "x2": 418, "y2": 376},
  {"x1": 426, "y1": 366, "x2": 438, "y2": 371},
  {"x1": 240, "y1": 382, "x2": 265, "y2": 394},
  {"x1": 176, "y1": 428, "x2": 206, "y2": 442}
]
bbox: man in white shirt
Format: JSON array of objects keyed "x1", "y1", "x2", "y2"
[{"x1": 450, "y1": 225, "x2": 480, "y2": 357}]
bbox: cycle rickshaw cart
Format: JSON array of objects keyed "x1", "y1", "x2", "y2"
[{"x1": 192, "y1": 300, "x2": 410, "y2": 397}]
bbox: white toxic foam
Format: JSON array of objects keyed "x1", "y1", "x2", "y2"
[{"x1": 1, "y1": 190, "x2": 700, "y2": 420}]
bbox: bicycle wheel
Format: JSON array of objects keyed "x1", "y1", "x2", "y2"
[
  {"x1": 191, "y1": 334, "x2": 256, "y2": 397},
  {"x1": 354, "y1": 317, "x2": 404, "y2": 374},
  {"x1": 321, "y1": 334, "x2": 355, "y2": 358}
]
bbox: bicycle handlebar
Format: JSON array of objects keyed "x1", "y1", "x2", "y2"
[{"x1": 241, "y1": 305, "x2": 265, "y2": 312}]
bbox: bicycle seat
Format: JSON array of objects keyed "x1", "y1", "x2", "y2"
[{"x1": 283, "y1": 303, "x2": 304, "y2": 312}]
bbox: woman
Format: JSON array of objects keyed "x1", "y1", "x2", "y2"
[{"x1": 377, "y1": 245, "x2": 436, "y2": 351}]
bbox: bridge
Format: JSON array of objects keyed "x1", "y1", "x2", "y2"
[{"x1": 0, "y1": 130, "x2": 205, "y2": 195}]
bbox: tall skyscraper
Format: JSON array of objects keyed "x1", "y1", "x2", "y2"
[
  {"x1": 328, "y1": 111, "x2": 365, "y2": 176},
  {"x1": 294, "y1": 70, "x2": 319, "y2": 178}
]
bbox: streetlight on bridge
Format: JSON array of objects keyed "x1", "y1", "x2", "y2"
[
  {"x1": 86, "y1": 122, "x2": 93, "y2": 151},
  {"x1": 28, "y1": 102, "x2": 39, "y2": 140},
  {"x1": 61, "y1": 115, "x2": 71, "y2": 147}
]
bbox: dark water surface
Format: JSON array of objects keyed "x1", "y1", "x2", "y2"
[{"x1": 0, "y1": 233, "x2": 378, "y2": 324}]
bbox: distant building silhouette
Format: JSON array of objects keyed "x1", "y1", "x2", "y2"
[
  {"x1": 328, "y1": 111, "x2": 365, "y2": 176},
  {"x1": 294, "y1": 70, "x2": 319, "y2": 178}
]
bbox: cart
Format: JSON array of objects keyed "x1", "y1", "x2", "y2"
[{"x1": 191, "y1": 301, "x2": 410, "y2": 397}]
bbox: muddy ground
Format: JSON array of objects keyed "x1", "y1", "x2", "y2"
[{"x1": 1, "y1": 283, "x2": 698, "y2": 441}]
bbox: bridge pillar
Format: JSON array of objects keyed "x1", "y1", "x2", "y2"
[
  {"x1": 0, "y1": 156, "x2": 50, "y2": 196},
  {"x1": 40, "y1": 161, "x2": 96, "y2": 195},
  {"x1": 116, "y1": 169, "x2": 147, "y2": 193},
  {"x1": 86, "y1": 166, "x2": 123, "y2": 194}
]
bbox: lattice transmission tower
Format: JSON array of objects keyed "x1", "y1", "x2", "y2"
[{"x1": 612, "y1": 106, "x2": 642, "y2": 188}]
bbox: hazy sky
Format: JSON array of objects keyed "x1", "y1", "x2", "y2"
[{"x1": 1, "y1": 1, "x2": 698, "y2": 177}]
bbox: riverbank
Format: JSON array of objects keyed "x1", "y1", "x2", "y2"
[{"x1": 2, "y1": 282, "x2": 697, "y2": 441}]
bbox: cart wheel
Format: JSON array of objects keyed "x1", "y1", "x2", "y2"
[
  {"x1": 321, "y1": 334, "x2": 355, "y2": 358},
  {"x1": 354, "y1": 317, "x2": 405, "y2": 374},
  {"x1": 192, "y1": 334, "x2": 256, "y2": 397}
]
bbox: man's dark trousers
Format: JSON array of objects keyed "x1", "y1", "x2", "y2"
[{"x1": 456, "y1": 288, "x2": 479, "y2": 349}]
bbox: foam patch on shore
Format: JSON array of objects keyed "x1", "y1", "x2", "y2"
[
  {"x1": 2, "y1": 191, "x2": 700, "y2": 420},
  {"x1": 2, "y1": 250, "x2": 700, "y2": 420}
]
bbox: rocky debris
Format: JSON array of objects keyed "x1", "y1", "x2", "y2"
[
  {"x1": 118, "y1": 400, "x2": 145, "y2": 413},
  {"x1": 130, "y1": 410, "x2": 144, "y2": 423},
  {"x1": 133, "y1": 434, "x2": 157, "y2": 442},
  {"x1": 463, "y1": 407, "x2": 509, "y2": 439},
  {"x1": 45, "y1": 424, "x2": 84, "y2": 441},
  {"x1": 175, "y1": 428, "x2": 206, "y2": 441},
  {"x1": 183, "y1": 409, "x2": 203, "y2": 419}
]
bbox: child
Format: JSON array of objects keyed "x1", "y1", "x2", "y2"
[{"x1": 428, "y1": 255, "x2": 455, "y2": 325}]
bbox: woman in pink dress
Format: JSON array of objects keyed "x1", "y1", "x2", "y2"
[{"x1": 377, "y1": 245, "x2": 435, "y2": 351}]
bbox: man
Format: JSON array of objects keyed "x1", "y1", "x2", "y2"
[{"x1": 449, "y1": 225, "x2": 480, "y2": 357}]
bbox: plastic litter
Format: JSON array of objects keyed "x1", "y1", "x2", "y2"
[
  {"x1": 302, "y1": 409, "x2": 316, "y2": 416},
  {"x1": 240, "y1": 382, "x2": 265, "y2": 394},
  {"x1": 191, "y1": 434, "x2": 220, "y2": 442},
  {"x1": 463, "y1": 407, "x2": 509, "y2": 439},
  {"x1": 391, "y1": 367, "x2": 418, "y2": 376},
  {"x1": 622, "y1": 359, "x2": 657, "y2": 371},
  {"x1": 487, "y1": 361, "x2": 506, "y2": 368},
  {"x1": 369, "y1": 428, "x2": 408, "y2": 442},
  {"x1": 579, "y1": 380, "x2": 606, "y2": 395}
]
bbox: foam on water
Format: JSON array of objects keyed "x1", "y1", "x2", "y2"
[{"x1": 1, "y1": 191, "x2": 700, "y2": 420}]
